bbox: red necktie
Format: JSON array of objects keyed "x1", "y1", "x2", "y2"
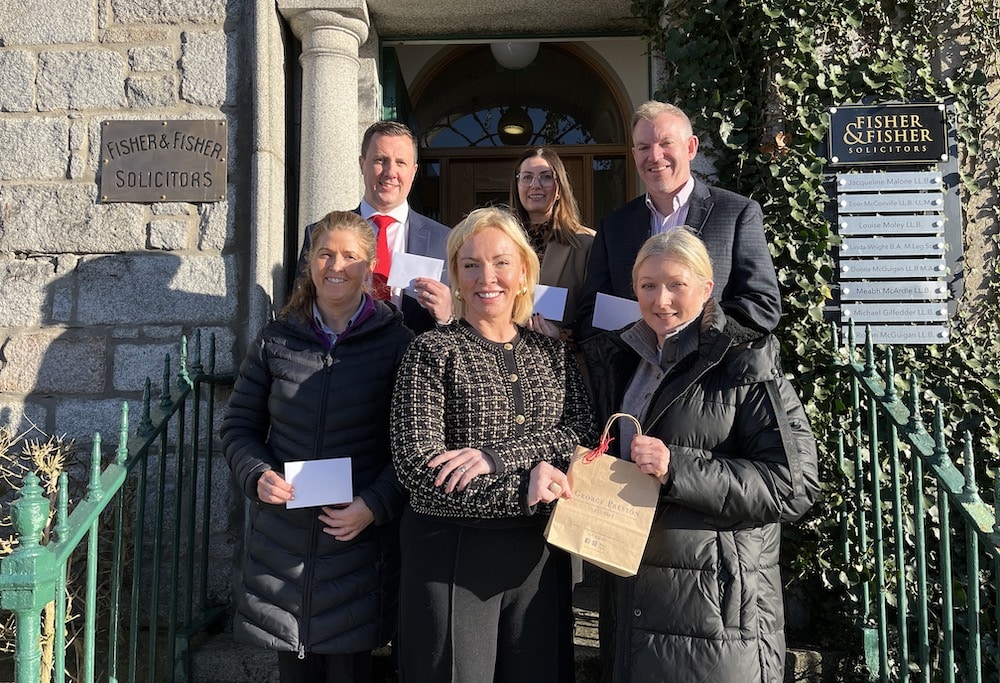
[{"x1": 370, "y1": 214, "x2": 394, "y2": 300}]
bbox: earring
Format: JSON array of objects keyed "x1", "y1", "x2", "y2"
[
  {"x1": 519, "y1": 286, "x2": 528, "y2": 296},
  {"x1": 453, "y1": 289, "x2": 462, "y2": 301}
]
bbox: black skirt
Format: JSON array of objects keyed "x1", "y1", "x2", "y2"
[{"x1": 397, "y1": 508, "x2": 575, "y2": 682}]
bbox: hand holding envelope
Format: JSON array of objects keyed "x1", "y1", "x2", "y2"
[
  {"x1": 387, "y1": 252, "x2": 446, "y2": 293},
  {"x1": 284, "y1": 457, "x2": 354, "y2": 509}
]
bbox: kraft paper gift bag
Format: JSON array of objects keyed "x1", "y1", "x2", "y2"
[{"x1": 543, "y1": 413, "x2": 660, "y2": 577}]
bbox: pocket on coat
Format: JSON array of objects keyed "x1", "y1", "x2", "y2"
[{"x1": 714, "y1": 532, "x2": 740, "y2": 629}]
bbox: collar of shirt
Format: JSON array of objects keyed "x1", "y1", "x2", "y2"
[
  {"x1": 622, "y1": 314, "x2": 700, "y2": 369},
  {"x1": 360, "y1": 199, "x2": 410, "y2": 254},
  {"x1": 312, "y1": 297, "x2": 366, "y2": 345},
  {"x1": 360, "y1": 200, "x2": 409, "y2": 304},
  {"x1": 645, "y1": 176, "x2": 695, "y2": 235}
]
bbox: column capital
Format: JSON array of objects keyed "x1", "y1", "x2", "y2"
[{"x1": 277, "y1": 1, "x2": 370, "y2": 44}]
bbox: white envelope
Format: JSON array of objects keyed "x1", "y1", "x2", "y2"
[
  {"x1": 593, "y1": 292, "x2": 641, "y2": 331},
  {"x1": 533, "y1": 285, "x2": 568, "y2": 321},
  {"x1": 387, "y1": 252, "x2": 445, "y2": 294},
  {"x1": 284, "y1": 457, "x2": 354, "y2": 509}
]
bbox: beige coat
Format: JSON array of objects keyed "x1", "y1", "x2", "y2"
[{"x1": 540, "y1": 227, "x2": 595, "y2": 328}]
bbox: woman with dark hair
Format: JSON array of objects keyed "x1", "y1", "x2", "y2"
[
  {"x1": 222, "y1": 211, "x2": 413, "y2": 682},
  {"x1": 509, "y1": 146, "x2": 595, "y2": 339}
]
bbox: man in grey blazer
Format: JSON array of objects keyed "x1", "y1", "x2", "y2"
[
  {"x1": 575, "y1": 101, "x2": 781, "y2": 340},
  {"x1": 298, "y1": 120, "x2": 452, "y2": 334}
]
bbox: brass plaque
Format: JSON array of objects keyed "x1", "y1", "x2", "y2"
[{"x1": 100, "y1": 120, "x2": 227, "y2": 202}]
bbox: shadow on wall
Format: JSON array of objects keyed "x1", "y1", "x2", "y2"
[{"x1": 0, "y1": 251, "x2": 238, "y2": 448}]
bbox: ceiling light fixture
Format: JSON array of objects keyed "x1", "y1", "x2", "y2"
[{"x1": 490, "y1": 41, "x2": 539, "y2": 70}]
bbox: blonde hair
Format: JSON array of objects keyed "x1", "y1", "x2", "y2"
[
  {"x1": 508, "y1": 146, "x2": 588, "y2": 248},
  {"x1": 631, "y1": 100, "x2": 694, "y2": 139},
  {"x1": 448, "y1": 207, "x2": 540, "y2": 325},
  {"x1": 632, "y1": 227, "x2": 713, "y2": 289},
  {"x1": 281, "y1": 211, "x2": 375, "y2": 321}
]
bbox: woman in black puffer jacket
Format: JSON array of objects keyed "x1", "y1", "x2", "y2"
[
  {"x1": 581, "y1": 227, "x2": 819, "y2": 683},
  {"x1": 221, "y1": 211, "x2": 413, "y2": 682}
]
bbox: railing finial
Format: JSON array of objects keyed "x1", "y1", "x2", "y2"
[
  {"x1": 847, "y1": 320, "x2": 857, "y2": 363},
  {"x1": 9, "y1": 473, "x2": 49, "y2": 550},
  {"x1": 863, "y1": 325, "x2": 875, "y2": 378},
  {"x1": 178, "y1": 335, "x2": 193, "y2": 390},
  {"x1": 86, "y1": 434, "x2": 103, "y2": 503},
  {"x1": 138, "y1": 377, "x2": 155, "y2": 437},
  {"x1": 191, "y1": 329, "x2": 204, "y2": 375},
  {"x1": 116, "y1": 401, "x2": 129, "y2": 465},
  {"x1": 883, "y1": 348, "x2": 897, "y2": 402},
  {"x1": 55, "y1": 472, "x2": 69, "y2": 544},
  {"x1": 160, "y1": 353, "x2": 173, "y2": 408},
  {"x1": 908, "y1": 373, "x2": 927, "y2": 435},
  {"x1": 961, "y1": 431, "x2": 978, "y2": 499},
  {"x1": 932, "y1": 402, "x2": 947, "y2": 467}
]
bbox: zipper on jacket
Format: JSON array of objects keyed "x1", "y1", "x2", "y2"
[
  {"x1": 299, "y1": 514, "x2": 320, "y2": 657},
  {"x1": 300, "y1": 351, "x2": 333, "y2": 656},
  {"x1": 310, "y1": 352, "x2": 334, "y2": 458}
]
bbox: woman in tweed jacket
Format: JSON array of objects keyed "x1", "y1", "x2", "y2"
[{"x1": 391, "y1": 206, "x2": 597, "y2": 682}]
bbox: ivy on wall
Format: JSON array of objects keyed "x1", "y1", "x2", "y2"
[{"x1": 630, "y1": 0, "x2": 999, "y2": 601}]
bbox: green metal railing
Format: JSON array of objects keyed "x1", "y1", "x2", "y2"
[
  {"x1": 0, "y1": 331, "x2": 234, "y2": 682},
  {"x1": 835, "y1": 323, "x2": 1000, "y2": 681}
]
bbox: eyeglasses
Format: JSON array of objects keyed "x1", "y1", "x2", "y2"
[{"x1": 515, "y1": 172, "x2": 556, "y2": 188}]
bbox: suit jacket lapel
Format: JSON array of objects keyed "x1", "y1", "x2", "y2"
[
  {"x1": 540, "y1": 241, "x2": 572, "y2": 285},
  {"x1": 684, "y1": 180, "x2": 715, "y2": 235},
  {"x1": 406, "y1": 213, "x2": 430, "y2": 255}
]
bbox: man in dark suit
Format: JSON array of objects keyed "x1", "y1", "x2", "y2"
[
  {"x1": 299, "y1": 121, "x2": 452, "y2": 333},
  {"x1": 575, "y1": 101, "x2": 781, "y2": 340}
]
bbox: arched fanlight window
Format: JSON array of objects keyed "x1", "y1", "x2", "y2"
[{"x1": 414, "y1": 44, "x2": 626, "y2": 149}]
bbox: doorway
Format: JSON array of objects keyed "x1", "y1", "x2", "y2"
[{"x1": 401, "y1": 43, "x2": 634, "y2": 228}]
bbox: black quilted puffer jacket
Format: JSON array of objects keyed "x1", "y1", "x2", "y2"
[
  {"x1": 582, "y1": 300, "x2": 819, "y2": 683},
  {"x1": 221, "y1": 299, "x2": 413, "y2": 656}
]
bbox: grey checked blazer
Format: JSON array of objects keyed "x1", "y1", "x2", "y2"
[{"x1": 575, "y1": 179, "x2": 781, "y2": 339}]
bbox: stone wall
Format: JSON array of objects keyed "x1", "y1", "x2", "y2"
[{"x1": 0, "y1": 0, "x2": 251, "y2": 443}]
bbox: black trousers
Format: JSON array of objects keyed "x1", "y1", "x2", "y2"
[
  {"x1": 276, "y1": 649, "x2": 373, "y2": 683},
  {"x1": 397, "y1": 510, "x2": 575, "y2": 682}
]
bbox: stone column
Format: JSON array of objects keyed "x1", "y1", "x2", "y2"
[{"x1": 279, "y1": 2, "x2": 370, "y2": 237}]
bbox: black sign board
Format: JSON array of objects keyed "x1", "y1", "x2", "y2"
[
  {"x1": 827, "y1": 103, "x2": 948, "y2": 166},
  {"x1": 100, "y1": 120, "x2": 227, "y2": 202}
]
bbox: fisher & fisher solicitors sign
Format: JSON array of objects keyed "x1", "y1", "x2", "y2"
[
  {"x1": 827, "y1": 103, "x2": 948, "y2": 166},
  {"x1": 100, "y1": 120, "x2": 228, "y2": 203}
]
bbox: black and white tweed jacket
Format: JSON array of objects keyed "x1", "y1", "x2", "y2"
[{"x1": 390, "y1": 320, "x2": 597, "y2": 521}]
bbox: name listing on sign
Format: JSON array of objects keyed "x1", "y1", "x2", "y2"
[
  {"x1": 837, "y1": 171, "x2": 942, "y2": 192},
  {"x1": 840, "y1": 303, "x2": 948, "y2": 323},
  {"x1": 100, "y1": 120, "x2": 228, "y2": 203},
  {"x1": 845, "y1": 325, "x2": 950, "y2": 345},
  {"x1": 839, "y1": 258, "x2": 946, "y2": 279},
  {"x1": 840, "y1": 237, "x2": 945, "y2": 256},
  {"x1": 838, "y1": 215, "x2": 943, "y2": 235},
  {"x1": 838, "y1": 192, "x2": 944, "y2": 213},
  {"x1": 840, "y1": 281, "x2": 948, "y2": 301}
]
